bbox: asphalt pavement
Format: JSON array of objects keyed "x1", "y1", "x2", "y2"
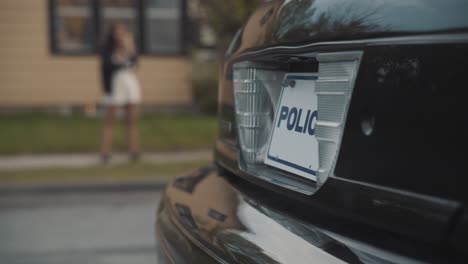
[{"x1": 0, "y1": 190, "x2": 162, "y2": 264}]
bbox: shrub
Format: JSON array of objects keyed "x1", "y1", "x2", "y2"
[{"x1": 192, "y1": 57, "x2": 218, "y2": 115}]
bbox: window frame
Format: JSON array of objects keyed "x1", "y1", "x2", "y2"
[
  {"x1": 48, "y1": 0, "x2": 188, "y2": 56},
  {"x1": 48, "y1": 0, "x2": 99, "y2": 55}
]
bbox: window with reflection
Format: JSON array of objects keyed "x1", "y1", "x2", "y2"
[
  {"x1": 51, "y1": 0, "x2": 95, "y2": 53},
  {"x1": 144, "y1": 0, "x2": 183, "y2": 54},
  {"x1": 100, "y1": 0, "x2": 138, "y2": 45},
  {"x1": 49, "y1": 0, "x2": 186, "y2": 55}
]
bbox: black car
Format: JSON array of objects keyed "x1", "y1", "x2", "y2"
[{"x1": 155, "y1": 0, "x2": 468, "y2": 263}]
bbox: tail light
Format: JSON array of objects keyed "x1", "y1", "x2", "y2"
[
  {"x1": 233, "y1": 52, "x2": 362, "y2": 194},
  {"x1": 233, "y1": 63, "x2": 286, "y2": 164}
]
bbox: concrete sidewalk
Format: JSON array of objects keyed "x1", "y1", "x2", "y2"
[{"x1": 0, "y1": 149, "x2": 212, "y2": 171}]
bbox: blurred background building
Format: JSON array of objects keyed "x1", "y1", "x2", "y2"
[
  {"x1": 0, "y1": 0, "x2": 260, "y2": 114},
  {"x1": 0, "y1": 0, "x2": 192, "y2": 112}
]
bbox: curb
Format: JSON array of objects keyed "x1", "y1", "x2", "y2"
[
  {"x1": 0, "y1": 181, "x2": 168, "y2": 196},
  {"x1": 0, "y1": 149, "x2": 213, "y2": 171}
]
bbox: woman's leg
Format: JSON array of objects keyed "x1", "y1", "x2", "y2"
[
  {"x1": 100, "y1": 105, "x2": 117, "y2": 159},
  {"x1": 125, "y1": 104, "x2": 140, "y2": 158}
]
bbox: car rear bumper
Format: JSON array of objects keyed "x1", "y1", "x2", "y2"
[
  {"x1": 156, "y1": 200, "x2": 218, "y2": 264},
  {"x1": 155, "y1": 165, "x2": 235, "y2": 264},
  {"x1": 155, "y1": 164, "x2": 442, "y2": 264}
]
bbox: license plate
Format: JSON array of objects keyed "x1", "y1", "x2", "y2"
[{"x1": 265, "y1": 74, "x2": 319, "y2": 181}]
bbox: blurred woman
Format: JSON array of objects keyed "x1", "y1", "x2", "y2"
[{"x1": 100, "y1": 22, "x2": 141, "y2": 163}]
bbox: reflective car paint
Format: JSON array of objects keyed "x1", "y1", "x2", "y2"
[
  {"x1": 157, "y1": 0, "x2": 468, "y2": 262},
  {"x1": 157, "y1": 165, "x2": 460, "y2": 263},
  {"x1": 229, "y1": 0, "x2": 468, "y2": 56}
]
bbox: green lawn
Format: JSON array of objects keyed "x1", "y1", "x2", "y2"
[
  {"x1": 0, "y1": 160, "x2": 209, "y2": 184},
  {"x1": 0, "y1": 112, "x2": 217, "y2": 154}
]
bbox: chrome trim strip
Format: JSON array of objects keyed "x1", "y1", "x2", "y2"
[
  {"x1": 257, "y1": 174, "x2": 314, "y2": 195},
  {"x1": 241, "y1": 33, "x2": 468, "y2": 57},
  {"x1": 330, "y1": 175, "x2": 460, "y2": 206},
  {"x1": 320, "y1": 229, "x2": 426, "y2": 264},
  {"x1": 167, "y1": 204, "x2": 232, "y2": 264},
  {"x1": 155, "y1": 226, "x2": 177, "y2": 264}
]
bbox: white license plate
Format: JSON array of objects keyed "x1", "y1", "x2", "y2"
[{"x1": 265, "y1": 73, "x2": 319, "y2": 181}]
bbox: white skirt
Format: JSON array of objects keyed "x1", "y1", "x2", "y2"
[{"x1": 103, "y1": 69, "x2": 141, "y2": 106}]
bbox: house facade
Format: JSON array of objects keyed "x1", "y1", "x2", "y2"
[{"x1": 0, "y1": 0, "x2": 192, "y2": 109}]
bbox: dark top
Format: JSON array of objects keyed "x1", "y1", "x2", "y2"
[{"x1": 100, "y1": 50, "x2": 138, "y2": 95}]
